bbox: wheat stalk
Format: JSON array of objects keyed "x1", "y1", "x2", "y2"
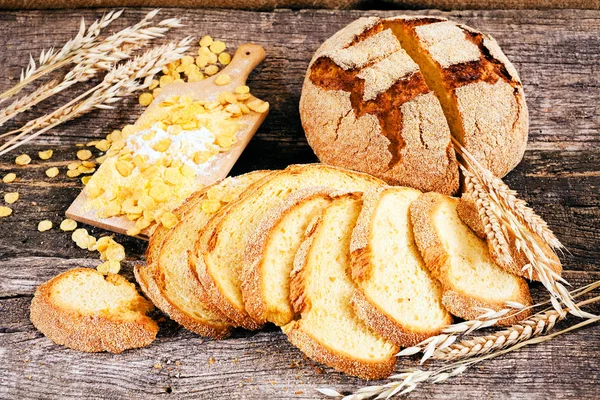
[
  {"x1": 319, "y1": 290, "x2": 600, "y2": 399},
  {"x1": 0, "y1": 38, "x2": 192, "y2": 156},
  {"x1": 0, "y1": 10, "x2": 122, "y2": 103},
  {"x1": 0, "y1": 80, "x2": 59, "y2": 127},
  {"x1": 0, "y1": 11, "x2": 182, "y2": 127}
]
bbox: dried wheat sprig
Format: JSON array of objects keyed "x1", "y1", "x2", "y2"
[
  {"x1": 0, "y1": 11, "x2": 182, "y2": 127},
  {"x1": 0, "y1": 80, "x2": 59, "y2": 127},
  {"x1": 320, "y1": 298, "x2": 600, "y2": 399},
  {"x1": 398, "y1": 279, "x2": 600, "y2": 363},
  {"x1": 0, "y1": 10, "x2": 122, "y2": 102},
  {"x1": 0, "y1": 38, "x2": 192, "y2": 156}
]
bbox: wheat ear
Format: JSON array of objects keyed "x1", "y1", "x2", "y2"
[
  {"x1": 0, "y1": 10, "x2": 122, "y2": 102},
  {"x1": 319, "y1": 290, "x2": 600, "y2": 399},
  {"x1": 0, "y1": 38, "x2": 192, "y2": 156},
  {"x1": 0, "y1": 11, "x2": 182, "y2": 127}
]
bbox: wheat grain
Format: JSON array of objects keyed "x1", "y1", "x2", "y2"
[
  {"x1": 0, "y1": 10, "x2": 122, "y2": 103},
  {"x1": 0, "y1": 80, "x2": 59, "y2": 127},
  {"x1": 0, "y1": 38, "x2": 192, "y2": 156},
  {"x1": 0, "y1": 12, "x2": 182, "y2": 127}
]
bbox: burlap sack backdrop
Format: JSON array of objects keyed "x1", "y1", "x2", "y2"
[{"x1": 1, "y1": 0, "x2": 599, "y2": 9}]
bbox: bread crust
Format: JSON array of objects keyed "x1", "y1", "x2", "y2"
[
  {"x1": 409, "y1": 193, "x2": 532, "y2": 326},
  {"x1": 456, "y1": 193, "x2": 562, "y2": 282},
  {"x1": 283, "y1": 322, "x2": 397, "y2": 380},
  {"x1": 300, "y1": 17, "x2": 460, "y2": 195},
  {"x1": 31, "y1": 268, "x2": 158, "y2": 353},
  {"x1": 242, "y1": 187, "x2": 335, "y2": 326}
]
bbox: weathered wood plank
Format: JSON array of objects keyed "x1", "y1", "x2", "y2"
[{"x1": 0, "y1": 7, "x2": 599, "y2": 400}]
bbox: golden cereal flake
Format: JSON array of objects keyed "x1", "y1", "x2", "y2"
[
  {"x1": 235, "y1": 85, "x2": 250, "y2": 95},
  {"x1": 95, "y1": 139, "x2": 111, "y2": 152},
  {"x1": 97, "y1": 260, "x2": 121, "y2": 275},
  {"x1": 209, "y1": 41, "x2": 226, "y2": 54},
  {"x1": 37, "y1": 220, "x2": 53, "y2": 232},
  {"x1": 4, "y1": 192, "x2": 19, "y2": 204},
  {"x1": 67, "y1": 169, "x2": 81, "y2": 178},
  {"x1": 139, "y1": 92, "x2": 154, "y2": 106},
  {"x1": 15, "y1": 154, "x2": 31, "y2": 165},
  {"x1": 205, "y1": 65, "x2": 219, "y2": 76},
  {"x1": 0, "y1": 206, "x2": 12, "y2": 217},
  {"x1": 201, "y1": 199, "x2": 222, "y2": 214},
  {"x1": 160, "y1": 211, "x2": 179, "y2": 228},
  {"x1": 2, "y1": 173, "x2": 16, "y2": 183},
  {"x1": 218, "y1": 52, "x2": 231, "y2": 65},
  {"x1": 60, "y1": 219, "x2": 77, "y2": 231},
  {"x1": 81, "y1": 176, "x2": 92, "y2": 185},
  {"x1": 77, "y1": 149, "x2": 93, "y2": 161},
  {"x1": 45, "y1": 167, "x2": 60, "y2": 178},
  {"x1": 200, "y1": 35, "x2": 213, "y2": 47},
  {"x1": 38, "y1": 150, "x2": 53, "y2": 160}
]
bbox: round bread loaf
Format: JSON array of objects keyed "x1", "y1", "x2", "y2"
[{"x1": 300, "y1": 16, "x2": 528, "y2": 194}]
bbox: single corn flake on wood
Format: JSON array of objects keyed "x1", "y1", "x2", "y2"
[
  {"x1": 30, "y1": 268, "x2": 158, "y2": 353},
  {"x1": 283, "y1": 193, "x2": 397, "y2": 380},
  {"x1": 350, "y1": 187, "x2": 452, "y2": 347}
]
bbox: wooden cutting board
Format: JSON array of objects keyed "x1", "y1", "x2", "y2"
[{"x1": 66, "y1": 43, "x2": 268, "y2": 240}]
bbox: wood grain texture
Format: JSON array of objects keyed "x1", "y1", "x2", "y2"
[{"x1": 0, "y1": 7, "x2": 598, "y2": 400}]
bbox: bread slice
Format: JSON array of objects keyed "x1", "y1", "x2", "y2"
[
  {"x1": 350, "y1": 187, "x2": 452, "y2": 347},
  {"x1": 409, "y1": 192, "x2": 532, "y2": 325},
  {"x1": 192, "y1": 164, "x2": 384, "y2": 330},
  {"x1": 30, "y1": 268, "x2": 158, "y2": 353},
  {"x1": 154, "y1": 171, "x2": 272, "y2": 337},
  {"x1": 456, "y1": 192, "x2": 562, "y2": 281},
  {"x1": 243, "y1": 188, "x2": 334, "y2": 326},
  {"x1": 283, "y1": 194, "x2": 397, "y2": 380},
  {"x1": 135, "y1": 171, "x2": 272, "y2": 338},
  {"x1": 388, "y1": 17, "x2": 528, "y2": 178}
]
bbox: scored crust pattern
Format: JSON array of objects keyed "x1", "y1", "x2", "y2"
[{"x1": 300, "y1": 15, "x2": 529, "y2": 193}]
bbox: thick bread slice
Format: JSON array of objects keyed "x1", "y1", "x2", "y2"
[
  {"x1": 350, "y1": 188, "x2": 452, "y2": 347},
  {"x1": 154, "y1": 171, "x2": 272, "y2": 337},
  {"x1": 283, "y1": 194, "x2": 397, "y2": 380},
  {"x1": 456, "y1": 193, "x2": 562, "y2": 281},
  {"x1": 135, "y1": 171, "x2": 272, "y2": 337},
  {"x1": 192, "y1": 164, "x2": 384, "y2": 330},
  {"x1": 243, "y1": 188, "x2": 334, "y2": 326},
  {"x1": 31, "y1": 268, "x2": 158, "y2": 353},
  {"x1": 410, "y1": 192, "x2": 532, "y2": 325},
  {"x1": 388, "y1": 17, "x2": 528, "y2": 178}
]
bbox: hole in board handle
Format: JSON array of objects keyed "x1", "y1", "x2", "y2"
[{"x1": 245, "y1": 51, "x2": 251, "y2": 55}]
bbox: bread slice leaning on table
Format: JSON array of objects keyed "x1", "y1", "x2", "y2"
[
  {"x1": 350, "y1": 187, "x2": 452, "y2": 347},
  {"x1": 409, "y1": 192, "x2": 532, "y2": 325},
  {"x1": 135, "y1": 171, "x2": 272, "y2": 338},
  {"x1": 30, "y1": 268, "x2": 158, "y2": 353},
  {"x1": 283, "y1": 193, "x2": 398, "y2": 380},
  {"x1": 456, "y1": 192, "x2": 562, "y2": 281},
  {"x1": 243, "y1": 188, "x2": 334, "y2": 326},
  {"x1": 191, "y1": 164, "x2": 384, "y2": 330}
]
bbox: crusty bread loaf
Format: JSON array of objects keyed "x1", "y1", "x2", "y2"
[
  {"x1": 283, "y1": 194, "x2": 397, "y2": 380},
  {"x1": 350, "y1": 188, "x2": 452, "y2": 347},
  {"x1": 300, "y1": 16, "x2": 528, "y2": 193},
  {"x1": 456, "y1": 192, "x2": 562, "y2": 281},
  {"x1": 191, "y1": 164, "x2": 384, "y2": 330},
  {"x1": 243, "y1": 189, "x2": 334, "y2": 326},
  {"x1": 136, "y1": 171, "x2": 271, "y2": 338},
  {"x1": 410, "y1": 192, "x2": 532, "y2": 325},
  {"x1": 390, "y1": 17, "x2": 528, "y2": 178},
  {"x1": 31, "y1": 268, "x2": 158, "y2": 353},
  {"x1": 301, "y1": 17, "x2": 459, "y2": 195}
]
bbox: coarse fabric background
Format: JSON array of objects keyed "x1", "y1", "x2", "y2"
[{"x1": 1, "y1": 0, "x2": 599, "y2": 9}]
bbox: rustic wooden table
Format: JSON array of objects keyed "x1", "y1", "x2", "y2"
[{"x1": 0, "y1": 7, "x2": 598, "y2": 400}]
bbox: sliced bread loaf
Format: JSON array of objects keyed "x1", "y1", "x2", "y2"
[
  {"x1": 350, "y1": 188, "x2": 452, "y2": 347},
  {"x1": 456, "y1": 192, "x2": 562, "y2": 281},
  {"x1": 31, "y1": 268, "x2": 158, "y2": 353},
  {"x1": 283, "y1": 193, "x2": 397, "y2": 380},
  {"x1": 409, "y1": 192, "x2": 532, "y2": 325},
  {"x1": 154, "y1": 171, "x2": 271, "y2": 337},
  {"x1": 192, "y1": 164, "x2": 384, "y2": 330},
  {"x1": 243, "y1": 188, "x2": 334, "y2": 326}
]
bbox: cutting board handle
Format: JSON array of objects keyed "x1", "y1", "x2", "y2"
[{"x1": 222, "y1": 44, "x2": 267, "y2": 87}]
